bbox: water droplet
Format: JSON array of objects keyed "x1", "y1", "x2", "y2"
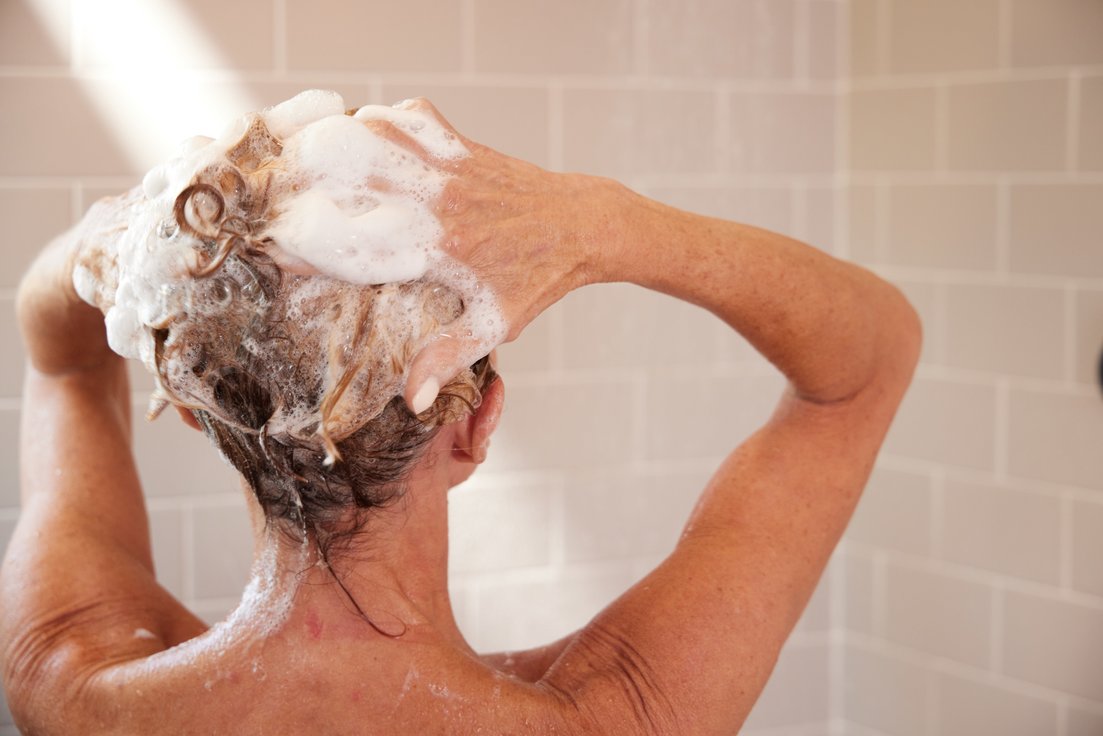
[{"x1": 157, "y1": 218, "x2": 179, "y2": 239}]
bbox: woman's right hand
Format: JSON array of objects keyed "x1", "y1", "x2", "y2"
[{"x1": 388, "y1": 99, "x2": 624, "y2": 412}]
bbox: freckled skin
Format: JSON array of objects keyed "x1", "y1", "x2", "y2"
[{"x1": 0, "y1": 98, "x2": 920, "y2": 735}]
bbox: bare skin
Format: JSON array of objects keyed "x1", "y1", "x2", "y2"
[{"x1": 1, "y1": 100, "x2": 921, "y2": 735}]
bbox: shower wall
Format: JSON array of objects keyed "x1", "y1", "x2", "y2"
[
  {"x1": 0, "y1": 1, "x2": 841, "y2": 733},
  {"x1": 10, "y1": 2, "x2": 1098, "y2": 735},
  {"x1": 841, "y1": 0, "x2": 1103, "y2": 734}
]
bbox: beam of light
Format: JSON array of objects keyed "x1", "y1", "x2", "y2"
[{"x1": 29, "y1": 0, "x2": 263, "y2": 173}]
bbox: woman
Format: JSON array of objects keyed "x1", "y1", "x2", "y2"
[{"x1": 1, "y1": 99, "x2": 920, "y2": 735}]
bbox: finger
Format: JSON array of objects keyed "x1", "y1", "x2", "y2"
[
  {"x1": 405, "y1": 321, "x2": 494, "y2": 415},
  {"x1": 175, "y1": 405, "x2": 202, "y2": 431},
  {"x1": 354, "y1": 115, "x2": 433, "y2": 161}
]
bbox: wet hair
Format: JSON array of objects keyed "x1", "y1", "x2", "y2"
[{"x1": 151, "y1": 116, "x2": 497, "y2": 554}]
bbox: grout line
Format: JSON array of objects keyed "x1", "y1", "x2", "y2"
[
  {"x1": 849, "y1": 64, "x2": 1103, "y2": 90},
  {"x1": 272, "y1": 0, "x2": 287, "y2": 73},
  {"x1": 1057, "y1": 697, "x2": 1070, "y2": 736},
  {"x1": 1066, "y1": 72, "x2": 1081, "y2": 172},
  {"x1": 926, "y1": 662, "x2": 939, "y2": 736},
  {"x1": 847, "y1": 541, "x2": 1103, "y2": 611},
  {"x1": 460, "y1": 0, "x2": 476, "y2": 76},
  {"x1": 849, "y1": 633, "x2": 1082, "y2": 710}
]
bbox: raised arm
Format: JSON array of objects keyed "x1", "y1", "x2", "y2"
[
  {"x1": 0, "y1": 216, "x2": 204, "y2": 729},
  {"x1": 394, "y1": 100, "x2": 920, "y2": 733}
]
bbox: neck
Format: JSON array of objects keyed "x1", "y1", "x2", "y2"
[{"x1": 235, "y1": 433, "x2": 470, "y2": 650}]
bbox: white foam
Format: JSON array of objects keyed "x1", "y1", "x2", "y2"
[{"x1": 76, "y1": 89, "x2": 506, "y2": 443}]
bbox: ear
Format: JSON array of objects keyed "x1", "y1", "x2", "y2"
[
  {"x1": 175, "y1": 405, "x2": 202, "y2": 431},
  {"x1": 451, "y1": 378, "x2": 504, "y2": 465}
]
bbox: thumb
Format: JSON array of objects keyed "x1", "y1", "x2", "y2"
[{"x1": 405, "y1": 321, "x2": 496, "y2": 415}]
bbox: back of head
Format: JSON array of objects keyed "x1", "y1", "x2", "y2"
[{"x1": 76, "y1": 94, "x2": 497, "y2": 544}]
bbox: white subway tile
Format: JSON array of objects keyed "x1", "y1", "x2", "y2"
[
  {"x1": 0, "y1": 0, "x2": 69, "y2": 67},
  {"x1": 562, "y1": 88, "x2": 717, "y2": 179},
  {"x1": 475, "y1": 0, "x2": 633, "y2": 75},
  {"x1": 847, "y1": 467, "x2": 933, "y2": 556},
  {"x1": 947, "y1": 80, "x2": 1067, "y2": 172},
  {"x1": 883, "y1": 563, "x2": 993, "y2": 667},
  {"x1": 1067, "y1": 704, "x2": 1103, "y2": 736},
  {"x1": 483, "y1": 379, "x2": 636, "y2": 472},
  {"x1": 944, "y1": 283, "x2": 1065, "y2": 380},
  {"x1": 1007, "y1": 387, "x2": 1103, "y2": 490},
  {"x1": 1080, "y1": 76, "x2": 1103, "y2": 171},
  {"x1": 561, "y1": 467, "x2": 706, "y2": 563},
  {"x1": 845, "y1": 551, "x2": 876, "y2": 635},
  {"x1": 808, "y1": 1, "x2": 840, "y2": 80},
  {"x1": 1072, "y1": 499, "x2": 1103, "y2": 597},
  {"x1": 644, "y1": 0, "x2": 796, "y2": 79},
  {"x1": 0, "y1": 301, "x2": 25, "y2": 401},
  {"x1": 473, "y1": 566, "x2": 637, "y2": 652},
  {"x1": 286, "y1": 0, "x2": 461, "y2": 72},
  {"x1": 885, "y1": 185, "x2": 999, "y2": 271},
  {"x1": 132, "y1": 406, "x2": 241, "y2": 497},
  {"x1": 77, "y1": 0, "x2": 274, "y2": 71},
  {"x1": 883, "y1": 377, "x2": 997, "y2": 470},
  {"x1": 744, "y1": 642, "x2": 830, "y2": 729},
  {"x1": 850, "y1": 88, "x2": 939, "y2": 171},
  {"x1": 149, "y1": 507, "x2": 185, "y2": 599},
  {"x1": 942, "y1": 478, "x2": 1061, "y2": 585},
  {"x1": 935, "y1": 671, "x2": 1057, "y2": 736},
  {"x1": 729, "y1": 92, "x2": 837, "y2": 175},
  {"x1": 643, "y1": 371, "x2": 786, "y2": 462},
  {"x1": 559, "y1": 284, "x2": 721, "y2": 372},
  {"x1": 849, "y1": 0, "x2": 881, "y2": 77},
  {"x1": 0, "y1": 410, "x2": 18, "y2": 510},
  {"x1": 1010, "y1": 0, "x2": 1103, "y2": 67},
  {"x1": 1074, "y1": 288, "x2": 1103, "y2": 387},
  {"x1": 0, "y1": 187, "x2": 72, "y2": 289},
  {"x1": 1009, "y1": 184, "x2": 1103, "y2": 278},
  {"x1": 380, "y1": 84, "x2": 550, "y2": 168},
  {"x1": 1003, "y1": 590, "x2": 1103, "y2": 701},
  {"x1": 191, "y1": 503, "x2": 253, "y2": 600},
  {"x1": 887, "y1": 0, "x2": 1000, "y2": 74},
  {"x1": 449, "y1": 477, "x2": 554, "y2": 573},
  {"x1": 845, "y1": 644, "x2": 933, "y2": 736}
]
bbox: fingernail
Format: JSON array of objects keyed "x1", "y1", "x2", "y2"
[{"x1": 411, "y1": 377, "x2": 440, "y2": 415}]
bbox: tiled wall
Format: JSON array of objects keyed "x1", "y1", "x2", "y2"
[
  {"x1": 843, "y1": 1, "x2": 1103, "y2": 734},
  {"x1": 6, "y1": 2, "x2": 1097, "y2": 734},
  {"x1": 0, "y1": 0, "x2": 842, "y2": 733}
]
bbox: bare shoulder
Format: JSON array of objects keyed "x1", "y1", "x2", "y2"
[{"x1": 22, "y1": 627, "x2": 584, "y2": 736}]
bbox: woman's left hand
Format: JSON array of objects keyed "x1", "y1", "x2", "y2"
[{"x1": 16, "y1": 194, "x2": 130, "y2": 376}]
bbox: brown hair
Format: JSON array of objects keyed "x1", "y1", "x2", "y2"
[{"x1": 151, "y1": 115, "x2": 496, "y2": 552}]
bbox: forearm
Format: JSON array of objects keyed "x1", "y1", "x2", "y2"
[{"x1": 587, "y1": 181, "x2": 915, "y2": 402}]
